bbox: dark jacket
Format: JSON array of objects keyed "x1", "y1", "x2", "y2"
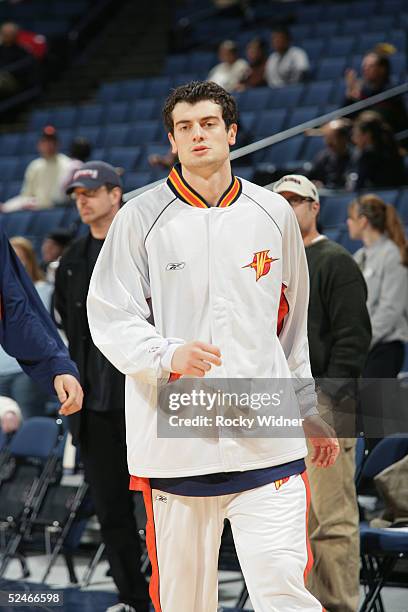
[
  {"x1": 306, "y1": 238, "x2": 372, "y2": 380},
  {"x1": 54, "y1": 233, "x2": 125, "y2": 441},
  {"x1": 0, "y1": 228, "x2": 79, "y2": 394}
]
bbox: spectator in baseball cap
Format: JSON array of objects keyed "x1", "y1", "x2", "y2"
[
  {"x1": 8, "y1": 125, "x2": 72, "y2": 211},
  {"x1": 66, "y1": 160, "x2": 122, "y2": 195}
]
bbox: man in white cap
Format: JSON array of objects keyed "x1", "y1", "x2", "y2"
[{"x1": 273, "y1": 174, "x2": 371, "y2": 612}]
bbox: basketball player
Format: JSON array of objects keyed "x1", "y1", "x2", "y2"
[{"x1": 87, "y1": 81, "x2": 339, "y2": 611}]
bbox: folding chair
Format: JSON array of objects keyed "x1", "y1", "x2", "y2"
[
  {"x1": 0, "y1": 417, "x2": 60, "y2": 578},
  {"x1": 358, "y1": 435, "x2": 408, "y2": 612}
]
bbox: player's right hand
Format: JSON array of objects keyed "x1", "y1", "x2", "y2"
[{"x1": 171, "y1": 341, "x2": 222, "y2": 377}]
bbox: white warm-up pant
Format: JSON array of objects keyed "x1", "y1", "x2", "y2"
[{"x1": 131, "y1": 472, "x2": 323, "y2": 612}]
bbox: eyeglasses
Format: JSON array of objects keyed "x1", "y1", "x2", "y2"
[
  {"x1": 70, "y1": 186, "x2": 106, "y2": 201},
  {"x1": 284, "y1": 196, "x2": 314, "y2": 207}
]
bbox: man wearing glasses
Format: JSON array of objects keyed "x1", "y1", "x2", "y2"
[
  {"x1": 54, "y1": 161, "x2": 149, "y2": 612},
  {"x1": 273, "y1": 174, "x2": 371, "y2": 612}
]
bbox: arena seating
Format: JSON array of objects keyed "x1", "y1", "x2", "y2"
[
  {"x1": 0, "y1": 0, "x2": 407, "y2": 374},
  {"x1": 0, "y1": 0, "x2": 90, "y2": 39}
]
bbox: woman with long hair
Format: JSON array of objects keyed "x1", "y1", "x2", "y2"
[
  {"x1": 0, "y1": 237, "x2": 53, "y2": 419},
  {"x1": 347, "y1": 194, "x2": 408, "y2": 377}
]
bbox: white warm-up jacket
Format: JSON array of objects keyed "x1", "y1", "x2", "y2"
[{"x1": 87, "y1": 167, "x2": 317, "y2": 477}]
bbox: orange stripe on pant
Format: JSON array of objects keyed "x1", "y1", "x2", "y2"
[
  {"x1": 301, "y1": 471, "x2": 326, "y2": 612},
  {"x1": 130, "y1": 476, "x2": 161, "y2": 612}
]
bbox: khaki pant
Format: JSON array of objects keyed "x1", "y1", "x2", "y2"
[{"x1": 305, "y1": 394, "x2": 360, "y2": 612}]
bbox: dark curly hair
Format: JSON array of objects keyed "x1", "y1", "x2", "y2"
[{"x1": 162, "y1": 81, "x2": 238, "y2": 135}]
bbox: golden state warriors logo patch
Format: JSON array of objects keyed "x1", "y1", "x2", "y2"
[
  {"x1": 243, "y1": 250, "x2": 278, "y2": 282},
  {"x1": 274, "y1": 477, "x2": 290, "y2": 491}
]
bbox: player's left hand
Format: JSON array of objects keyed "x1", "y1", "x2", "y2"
[
  {"x1": 303, "y1": 415, "x2": 340, "y2": 468},
  {"x1": 54, "y1": 374, "x2": 83, "y2": 416}
]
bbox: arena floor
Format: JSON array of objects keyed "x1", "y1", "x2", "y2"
[{"x1": 1, "y1": 554, "x2": 407, "y2": 611}]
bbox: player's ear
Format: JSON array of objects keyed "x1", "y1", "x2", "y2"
[
  {"x1": 168, "y1": 132, "x2": 178, "y2": 155},
  {"x1": 227, "y1": 123, "x2": 237, "y2": 147}
]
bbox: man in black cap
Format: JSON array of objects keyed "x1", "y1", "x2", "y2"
[{"x1": 54, "y1": 161, "x2": 149, "y2": 612}]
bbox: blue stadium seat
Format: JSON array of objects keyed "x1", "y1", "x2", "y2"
[
  {"x1": 0, "y1": 158, "x2": 19, "y2": 181},
  {"x1": 77, "y1": 104, "x2": 104, "y2": 126},
  {"x1": 324, "y1": 228, "x2": 341, "y2": 243},
  {"x1": 239, "y1": 111, "x2": 256, "y2": 133},
  {"x1": 261, "y1": 136, "x2": 304, "y2": 166},
  {"x1": 291, "y1": 24, "x2": 312, "y2": 40},
  {"x1": 269, "y1": 84, "x2": 304, "y2": 110},
  {"x1": 121, "y1": 80, "x2": 146, "y2": 100},
  {"x1": 300, "y1": 5, "x2": 323, "y2": 23},
  {"x1": 128, "y1": 100, "x2": 160, "y2": 122},
  {"x1": 286, "y1": 107, "x2": 319, "y2": 129},
  {"x1": 368, "y1": 15, "x2": 396, "y2": 31},
  {"x1": 350, "y1": 1, "x2": 377, "y2": 17},
  {"x1": 302, "y1": 39, "x2": 325, "y2": 62},
  {"x1": 374, "y1": 189, "x2": 399, "y2": 206},
  {"x1": 234, "y1": 167, "x2": 253, "y2": 182},
  {"x1": 15, "y1": 155, "x2": 35, "y2": 180},
  {"x1": 1, "y1": 211, "x2": 34, "y2": 237},
  {"x1": 145, "y1": 77, "x2": 172, "y2": 98},
  {"x1": 254, "y1": 110, "x2": 287, "y2": 139},
  {"x1": 28, "y1": 209, "x2": 67, "y2": 236},
  {"x1": 103, "y1": 102, "x2": 130, "y2": 124},
  {"x1": 101, "y1": 125, "x2": 129, "y2": 147},
  {"x1": 55, "y1": 128, "x2": 74, "y2": 153},
  {"x1": 105, "y1": 147, "x2": 141, "y2": 171},
  {"x1": 47, "y1": 107, "x2": 77, "y2": 129},
  {"x1": 98, "y1": 83, "x2": 121, "y2": 103},
  {"x1": 325, "y1": 3, "x2": 350, "y2": 20},
  {"x1": 356, "y1": 32, "x2": 386, "y2": 54},
  {"x1": 0, "y1": 133, "x2": 23, "y2": 156},
  {"x1": 388, "y1": 30, "x2": 406, "y2": 52},
  {"x1": 319, "y1": 194, "x2": 351, "y2": 228},
  {"x1": 90, "y1": 147, "x2": 106, "y2": 161},
  {"x1": 188, "y1": 52, "x2": 217, "y2": 74},
  {"x1": 312, "y1": 21, "x2": 338, "y2": 38},
  {"x1": 327, "y1": 36, "x2": 355, "y2": 57},
  {"x1": 339, "y1": 19, "x2": 365, "y2": 35},
  {"x1": 123, "y1": 171, "x2": 154, "y2": 191},
  {"x1": 165, "y1": 55, "x2": 188, "y2": 75},
  {"x1": 303, "y1": 82, "x2": 333, "y2": 107},
  {"x1": 397, "y1": 189, "x2": 408, "y2": 223},
  {"x1": 378, "y1": 0, "x2": 406, "y2": 14},
  {"x1": 338, "y1": 228, "x2": 363, "y2": 254},
  {"x1": 239, "y1": 88, "x2": 271, "y2": 112},
  {"x1": 74, "y1": 126, "x2": 101, "y2": 147},
  {"x1": 316, "y1": 58, "x2": 347, "y2": 81},
  {"x1": 2, "y1": 181, "x2": 22, "y2": 201},
  {"x1": 126, "y1": 122, "x2": 160, "y2": 146},
  {"x1": 301, "y1": 136, "x2": 325, "y2": 162},
  {"x1": 171, "y1": 73, "x2": 204, "y2": 88},
  {"x1": 390, "y1": 53, "x2": 406, "y2": 77},
  {"x1": 29, "y1": 109, "x2": 51, "y2": 130}
]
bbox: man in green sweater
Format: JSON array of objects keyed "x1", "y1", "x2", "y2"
[{"x1": 274, "y1": 174, "x2": 371, "y2": 612}]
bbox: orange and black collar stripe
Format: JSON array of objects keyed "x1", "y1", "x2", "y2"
[{"x1": 167, "y1": 163, "x2": 242, "y2": 209}]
